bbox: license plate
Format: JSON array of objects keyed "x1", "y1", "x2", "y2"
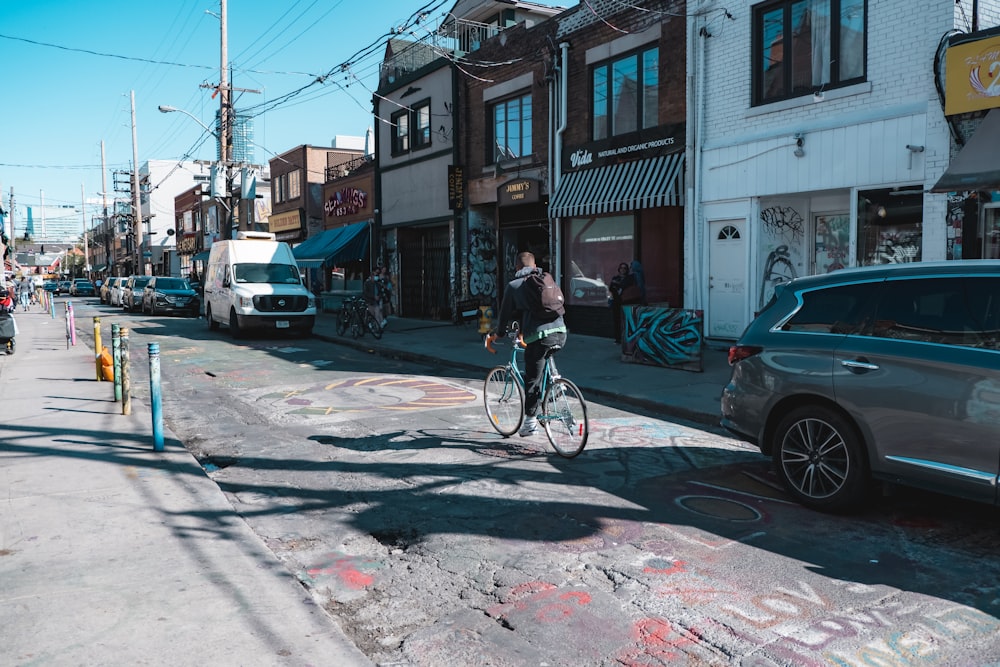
[{"x1": 276, "y1": 320, "x2": 290, "y2": 328}]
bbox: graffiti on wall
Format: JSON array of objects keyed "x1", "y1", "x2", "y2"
[
  {"x1": 622, "y1": 307, "x2": 703, "y2": 372},
  {"x1": 758, "y1": 205, "x2": 804, "y2": 310},
  {"x1": 468, "y1": 223, "x2": 498, "y2": 301}
]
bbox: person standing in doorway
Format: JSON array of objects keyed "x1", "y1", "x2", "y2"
[{"x1": 608, "y1": 262, "x2": 633, "y2": 344}]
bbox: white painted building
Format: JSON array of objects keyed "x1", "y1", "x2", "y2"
[
  {"x1": 140, "y1": 160, "x2": 213, "y2": 276},
  {"x1": 688, "y1": 0, "x2": 1000, "y2": 340}
]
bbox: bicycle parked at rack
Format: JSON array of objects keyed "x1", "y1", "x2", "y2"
[
  {"x1": 335, "y1": 295, "x2": 382, "y2": 340},
  {"x1": 483, "y1": 324, "x2": 589, "y2": 458}
]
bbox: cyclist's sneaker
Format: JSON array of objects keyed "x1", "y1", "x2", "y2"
[{"x1": 518, "y1": 417, "x2": 539, "y2": 437}]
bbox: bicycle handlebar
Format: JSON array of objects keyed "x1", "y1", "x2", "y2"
[{"x1": 484, "y1": 327, "x2": 525, "y2": 354}]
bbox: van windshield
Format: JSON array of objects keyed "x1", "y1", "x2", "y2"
[{"x1": 233, "y1": 263, "x2": 301, "y2": 284}]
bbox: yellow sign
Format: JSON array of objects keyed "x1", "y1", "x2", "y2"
[
  {"x1": 946, "y1": 33, "x2": 1000, "y2": 115},
  {"x1": 268, "y1": 210, "x2": 301, "y2": 233}
]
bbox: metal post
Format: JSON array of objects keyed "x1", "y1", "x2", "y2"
[
  {"x1": 66, "y1": 301, "x2": 76, "y2": 347},
  {"x1": 148, "y1": 342, "x2": 164, "y2": 451},
  {"x1": 112, "y1": 324, "x2": 122, "y2": 402},
  {"x1": 93, "y1": 316, "x2": 103, "y2": 381},
  {"x1": 120, "y1": 327, "x2": 131, "y2": 416}
]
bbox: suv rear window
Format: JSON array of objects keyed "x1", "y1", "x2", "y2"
[{"x1": 781, "y1": 283, "x2": 875, "y2": 334}]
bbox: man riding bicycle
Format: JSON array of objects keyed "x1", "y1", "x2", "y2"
[{"x1": 492, "y1": 251, "x2": 567, "y2": 437}]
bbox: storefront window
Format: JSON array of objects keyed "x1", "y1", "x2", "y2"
[
  {"x1": 564, "y1": 215, "x2": 633, "y2": 306},
  {"x1": 857, "y1": 188, "x2": 922, "y2": 266}
]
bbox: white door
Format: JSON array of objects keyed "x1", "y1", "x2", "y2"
[{"x1": 708, "y1": 219, "x2": 747, "y2": 339}]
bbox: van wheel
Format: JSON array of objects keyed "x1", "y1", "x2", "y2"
[
  {"x1": 229, "y1": 309, "x2": 242, "y2": 338},
  {"x1": 206, "y1": 305, "x2": 219, "y2": 331}
]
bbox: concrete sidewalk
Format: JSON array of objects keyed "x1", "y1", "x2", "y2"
[
  {"x1": 0, "y1": 308, "x2": 372, "y2": 666},
  {"x1": 311, "y1": 311, "x2": 734, "y2": 428}
]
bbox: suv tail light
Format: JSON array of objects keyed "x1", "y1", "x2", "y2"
[{"x1": 728, "y1": 345, "x2": 762, "y2": 365}]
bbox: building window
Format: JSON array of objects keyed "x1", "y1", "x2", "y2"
[
  {"x1": 564, "y1": 215, "x2": 633, "y2": 306},
  {"x1": 491, "y1": 94, "x2": 532, "y2": 162},
  {"x1": 413, "y1": 101, "x2": 431, "y2": 149},
  {"x1": 288, "y1": 169, "x2": 301, "y2": 200},
  {"x1": 592, "y1": 45, "x2": 659, "y2": 140},
  {"x1": 391, "y1": 109, "x2": 409, "y2": 154},
  {"x1": 753, "y1": 0, "x2": 866, "y2": 106}
]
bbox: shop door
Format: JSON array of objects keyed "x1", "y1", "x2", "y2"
[
  {"x1": 398, "y1": 226, "x2": 451, "y2": 319},
  {"x1": 708, "y1": 219, "x2": 747, "y2": 339}
]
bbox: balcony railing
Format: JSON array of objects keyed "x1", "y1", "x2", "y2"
[{"x1": 380, "y1": 18, "x2": 501, "y2": 86}]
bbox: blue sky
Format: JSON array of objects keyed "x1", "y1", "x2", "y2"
[{"x1": 0, "y1": 0, "x2": 568, "y2": 225}]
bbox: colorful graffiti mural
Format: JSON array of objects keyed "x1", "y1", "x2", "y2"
[{"x1": 621, "y1": 306, "x2": 703, "y2": 372}]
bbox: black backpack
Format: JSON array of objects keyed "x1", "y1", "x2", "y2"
[{"x1": 522, "y1": 270, "x2": 565, "y2": 321}]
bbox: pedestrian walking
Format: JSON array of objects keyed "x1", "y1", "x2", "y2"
[
  {"x1": 17, "y1": 277, "x2": 32, "y2": 311},
  {"x1": 363, "y1": 271, "x2": 385, "y2": 327}
]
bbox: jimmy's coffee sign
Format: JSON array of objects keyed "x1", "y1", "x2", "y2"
[
  {"x1": 497, "y1": 178, "x2": 541, "y2": 207},
  {"x1": 563, "y1": 123, "x2": 685, "y2": 171}
]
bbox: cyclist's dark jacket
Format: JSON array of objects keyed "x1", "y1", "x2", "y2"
[{"x1": 495, "y1": 266, "x2": 567, "y2": 344}]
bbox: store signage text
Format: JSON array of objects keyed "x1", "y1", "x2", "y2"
[{"x1": 325, "y1": 187, "x2": 368, "y2": 217}]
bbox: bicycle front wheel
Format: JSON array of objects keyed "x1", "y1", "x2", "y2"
[
  {"x1": 336, "y1": 308, "x2": 349, "y2": 336},
  {"x1": 484, "y1": 366, "x2": 524, "y2": 437},
  {"x1": 542, "y1": 378, "x2": 589, "y2": 458}
]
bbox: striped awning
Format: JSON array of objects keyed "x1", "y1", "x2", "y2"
[{"x1": 549, "y1": 152, "x2": 684, "y2": 218}]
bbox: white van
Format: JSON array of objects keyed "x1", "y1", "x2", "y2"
[{"x1": 204, "y1": 231, "x2": 316, "y2": 337}]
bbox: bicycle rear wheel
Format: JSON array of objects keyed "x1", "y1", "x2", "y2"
[
  {"x1": 484, "y1": 366, "x2": 524, "y2": 437},
  {"x1": 542, "y1": 378, "x2": 589, "y2": 458},
  {"x1": 364, "y1": 310, "x2": 383, "y2": 339}
]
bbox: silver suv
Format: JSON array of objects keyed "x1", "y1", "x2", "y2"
[{"x1": 722, "y1": 261, "x2": 1000, "y2": 512}]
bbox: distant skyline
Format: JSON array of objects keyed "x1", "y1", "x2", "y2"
[{"x1": 0, "y1": 0, "x2": 572, "y2": 227}]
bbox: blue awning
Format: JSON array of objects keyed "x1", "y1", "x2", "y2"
[
  {"x1": 292, "y1": 221, "x2": 370, "y2": 269},
  {"x1": 192, "y1": 250, "x2": 211, "y2": 263}
]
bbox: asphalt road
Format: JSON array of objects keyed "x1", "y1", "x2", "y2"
[{"x1": 72, "y1": 298, "x2": 1000, "y2": 666}]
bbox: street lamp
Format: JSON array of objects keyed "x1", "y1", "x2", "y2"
[
  {"x1": 159, "y1": 103, "x2": 233, "y2": 240},
  {"x1": 157, "y1": 105, "x2": 219, "y2": 139}
]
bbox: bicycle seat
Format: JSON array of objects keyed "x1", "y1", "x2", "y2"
[{"x1": 544, "y1": 345, "x2": 562, "y2": 357}]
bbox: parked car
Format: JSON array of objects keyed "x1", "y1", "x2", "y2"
[
  {"x1": 43, "y1": 281, "x2": 58, "y2": 293},
  {"x1": 109, "y1": 278, "x2": 124, "y2": 307},
  {"x1": 57, "y1": 280, "x2": 72, "y2": 295},
  {"x1": 99, "y1": 276, "x2": 120, "y2": 304},
  {"x1": 69, "y1": 279, "x2": 96, "y2": 297},
  {"x1": 141, "y1": 276, "x2": 199, "y2": 316},
  {"x1": 721, "y1": 260, "x2": 1000, "y2": 513},
  {"x1": 121, "y1": 275, "x2": 152, "y2": 312}
]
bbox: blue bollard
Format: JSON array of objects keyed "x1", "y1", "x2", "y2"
[{"x1": 148, "y1": 343, "x2": 164, "y2": 452}]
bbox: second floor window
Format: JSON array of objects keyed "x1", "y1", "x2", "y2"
[
  {"x1": 753, "y1": 0, "x2": 866, "y2": 106},
  {"x1": 391, "y1": 109, "x2": 410, "y2": 154},
  {"x1": 593, "y1": 45, "x2": 659, "y2": 140},
  {"x1": 274, "y1": 169, "x2": 302, "y2": 203},
  {"x1": 413, "y1": 101, "x2": 431, "y2": 149},
  {"x1": 492, "y1": 94, "x2": 532, "y2": 162},
  {"x1": 391, "y1": 99, "x2": 433, "y2": 155}
]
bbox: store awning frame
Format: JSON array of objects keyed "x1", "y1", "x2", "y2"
[
  {"x1": 191, "y1": 250, "x2": 211, "y2": 263},
  {"x1": 292, "y1": 221, "x2": 370, "y2": 269},
  {"x1": 931, "y1": 108, "x2": 1000, "y2": 193},
  {"x1": 549, "y1": 152, "x2": 685, "y2": 218}
]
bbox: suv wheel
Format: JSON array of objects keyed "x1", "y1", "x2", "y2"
[
  {"x1": 206, "y1": 305, "x2": 219, "y2": 331},
  {"x1": 772, "y1": 405, "x2": 869, "y2": 513}
]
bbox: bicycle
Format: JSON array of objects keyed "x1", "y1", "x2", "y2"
[
  {"x1": 336, "y1": 295, "x2": 382, "y2": 340},
  {"x1": 483, "y1": 324, "x2": 589, "y2": 458}
]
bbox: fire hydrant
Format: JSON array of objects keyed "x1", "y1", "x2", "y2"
[{"x1": 478, "y1": 305, "x2": 494, "y2": 334}]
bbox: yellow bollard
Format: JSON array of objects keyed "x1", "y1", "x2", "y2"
[
  {"x1": 478, "y1": 305, "x2": 494, "y2": 334},
  {"x1": 94, "y1": 316, "x2": 103, "y2": 381}
]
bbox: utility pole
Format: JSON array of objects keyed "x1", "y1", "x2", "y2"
[
  {"x1": 101, "y1": 141, "x2": 110, "y2": 275},
  {"x1": 219, "y1": 0, "x2": 232, "y2": 240},
  {"x1": 9, "y1": 188, "x2": 15, "y2": 252},
  {"x1": 130, "y1": 90, "x2": 143, "y2": 275},
  {"x1": 81, "y1": 184, "x2": 90, "y2": 279}
]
